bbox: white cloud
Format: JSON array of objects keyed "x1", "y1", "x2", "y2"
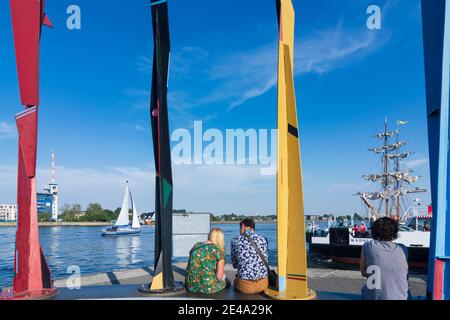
[
  {"x1": 170, "y1": 46, "x2": 209, "y2": 78},
  {"x1": 136, "y1": 56, "x2": 152, "y2": 73},
  {"x1": 119, "y1": 89, "x2": 150, "y2": 111},
  {"x1": 327, "y1": 183, "x2": 363, "y2": 192},
  {"x1": 134, "y1": 124, "x2": 147, "y2": 132},
  {"x1": 384, "y1": 0, "x2": 401, "y2": 11},
  {"x1": 218, "y1": 24, "x2": 387, "y2": 110},
  {"x1": 122, "y1": 89, "x2": 150, "y2": 98},
  {"x1": 297, "y1": 26, "x2": 381, "y2": 75},
  {"x1": 146, "y1": 25, "x2": 389, "y2": 113},
  {"x1": 0, "y1": 122, "x2": 16, "y2": 139},
  {"x1": 131, "y1": 20, "x2": 391, "y2": 117},
  {"x1": 136, "y1": 46, "x2": 209, "y2": 77},
  {"x1": 405, "y1": 157, "x2": 429, "y2": 169},
  {"x1": 121, "y1": 122, "x2": 148, "y2": 133},
  {"x1": 0, "y1": 163, "x2": 275, "y2": 215},
  {"x1": 0, "y1": 165, "x2": 16, "y2": 203}
]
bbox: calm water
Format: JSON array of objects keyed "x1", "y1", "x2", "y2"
[{"x1": 0, "y1": 223, "x2": 284, "y2": 288}]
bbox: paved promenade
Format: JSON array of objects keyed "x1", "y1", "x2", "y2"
[{"x1": 51, "y1": 263, "x2": 427, "y2": 300}]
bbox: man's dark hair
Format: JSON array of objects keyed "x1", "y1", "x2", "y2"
[
  {"x1": 240, "y1": 218, "x2": 255, "y2": 230},
  {"x1": 371, "y1": 217, "x2": 399, "y2": 241}
]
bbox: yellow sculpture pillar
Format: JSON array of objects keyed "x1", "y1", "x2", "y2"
[{"x1": 265, "y1": 0, "x2": 316, "y2": 300}]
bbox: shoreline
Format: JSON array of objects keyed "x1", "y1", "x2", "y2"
[
  {"x1": 212, "y1": 221, "x2": 276, "y2": 224},
  {"x1": 0, "y1": 219, "x2": 322, "y2": 228},
  {"x1": 0, "y1": 221, "x2": 292, "y2": 228},
  {"x1": 0, "y1": 219, "x2": 350, "y2": 228},
  {"x1": 1, "y1": 221, "x2": 276, "y2": 227},
  {"x1": 0, "y1": 222, "x2": 111, "y2": 228}
]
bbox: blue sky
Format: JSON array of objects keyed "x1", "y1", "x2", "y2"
[{"x1": 0, "y1": 0, "x2": 431, "y2": 216}]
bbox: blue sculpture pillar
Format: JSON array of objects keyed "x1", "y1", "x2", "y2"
[{"x1": 421, "y1": 0, "x2": 450, "y2": 300}]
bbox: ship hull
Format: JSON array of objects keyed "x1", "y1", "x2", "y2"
[
  {"x1": 308, "y1": 227, "x2": 429, "y2": 269},
  {"x1": 101, "y1": 228, "x2": 141, "y2": 237}
]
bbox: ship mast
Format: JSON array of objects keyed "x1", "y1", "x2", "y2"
[
  {"x1": 383, "y1": 118, "x2": 389, "y2": 217},
  {"x1": 358, "y1": 119, "x2": 427, "y2": 222},
  {"x1": 395, "y1": 127, "x2": 401, "y2": 217}
]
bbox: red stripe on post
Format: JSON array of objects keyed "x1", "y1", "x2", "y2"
[
  {"x1": 434, "y1": 259, "x2": 444, "y2": 300},
  {"x1": 287, "y1": 277, "x2": 306, "y2": 282}
]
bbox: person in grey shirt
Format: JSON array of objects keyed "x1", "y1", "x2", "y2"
[{"x1": 360, "y1": 217, "x2": 410, "y2": 300}]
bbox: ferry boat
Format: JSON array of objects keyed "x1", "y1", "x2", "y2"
[
  {"x1": 308, "y1": 120, "x2": 431, "y2": 268},
  {"x1": 102, "y1": 182, "x2": 141, "y2": 236}
]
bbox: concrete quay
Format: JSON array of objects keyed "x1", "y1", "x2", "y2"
[{"x1": 50, "y1": 262, "x2": 427, "y2": 300}]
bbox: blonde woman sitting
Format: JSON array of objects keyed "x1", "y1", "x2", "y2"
[{"x1": 185, "y1": 228, "x2": 227, "y2": 294}]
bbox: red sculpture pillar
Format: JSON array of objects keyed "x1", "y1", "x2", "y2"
[{"x1": 0, "y1": 0, "x2": 56, "y2": 300}]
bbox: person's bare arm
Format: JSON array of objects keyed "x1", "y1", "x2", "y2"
[
  {"x1": 216, "y1": 259, "x2": 225, "y2": 281},
  {"x1": 360, "y1": 246, "x2": 368, "y2": 278}
]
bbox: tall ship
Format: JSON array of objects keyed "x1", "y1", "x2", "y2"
[{"x1": 308, "y1": 120, "x2": 432, "y2": 268}]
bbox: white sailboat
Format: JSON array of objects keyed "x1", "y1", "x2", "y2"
[{"x1": 102, "y1": 182, "x2": 141, "y2": 236}]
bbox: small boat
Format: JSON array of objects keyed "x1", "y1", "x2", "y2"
[
  {"x1": 102, "y1": 182, "x2": 141, "y2": 236},
  {"x1": 144, "y1": 219, "x2": 154, "y2": 226},
  {"x1": 142, "y1": 212, "x2": 155, "y2": 226}
]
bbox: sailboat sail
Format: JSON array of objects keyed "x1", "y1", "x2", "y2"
[
  {"x1": 131, "y1": 199, "x2": 141, "y2": 229},
  {"x1": 127, "y1": 185, "x2": 141, "y2": 229},
  {"x1": 115, "y1": 184, "x2": 130, "y2": 227},
  {"x1": 102, "y1": 182, "x2": 142, "y2": 236}
]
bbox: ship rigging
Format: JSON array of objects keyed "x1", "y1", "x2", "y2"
[{"x1": 357, "y1": 119, "x2": 427, "y2": 223}]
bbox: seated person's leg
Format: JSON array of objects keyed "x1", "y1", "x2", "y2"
[
  {"x1": 234, "y1": 278, "x2": 256, "y2": 294},
  {"x1": 234, "y1": 278, "x2": 268, "y2": 295},
  {"x1": 255, "y1": 278, "x2": 269, "y2": 293}
]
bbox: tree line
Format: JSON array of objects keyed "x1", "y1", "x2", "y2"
[
  {"x1": 211, "y1": 213, "x2": 277, "y2": 222},
  {"x1": 39, "y1": 203, "x2": 120, "y2": 223},
  {"x1": 39, "y1": 205, "x2": 361, "y2": 223}
]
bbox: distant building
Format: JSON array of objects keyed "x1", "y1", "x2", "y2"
[
  {"x1": 306, "y1": 215, "x2": 322, "y2": 221},
  {"x1": 0, "y1": 204, "x2": 17, "y2": 222},
  {"x1": 36, "y1": 152, "x2": 59, "y2": 221},
  {"x1": 37, "y1": 184, "x2": 59, "y2": 221},
  {"x1": 37, "y1": 192, "x2": 52, "y2": 215}
]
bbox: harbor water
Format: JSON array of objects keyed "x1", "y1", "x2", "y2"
[
  {"x1": 1, "y1": 222, "x2": 373, "y2": 288},
  {"x1": 0, "y1": 223, "x2": 282, "y2": 288}
]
